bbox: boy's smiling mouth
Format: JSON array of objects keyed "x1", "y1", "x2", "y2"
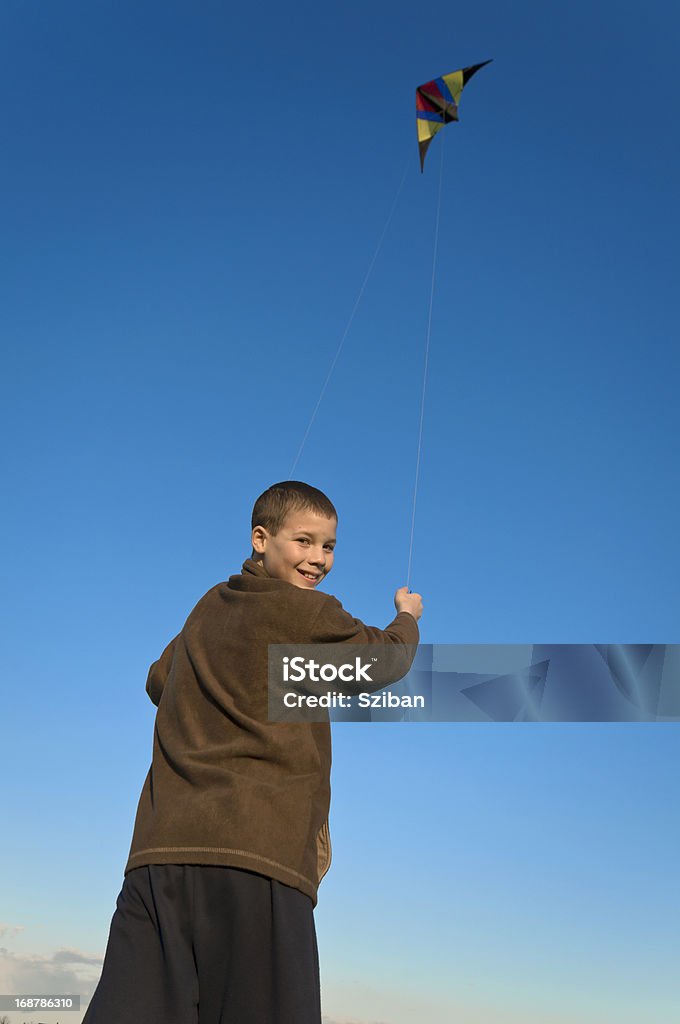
[{"x1": 297, "y1": 569, "x2": 321, "y2": 581}]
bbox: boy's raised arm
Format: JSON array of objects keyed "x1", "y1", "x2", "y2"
[
  {"x1": 310, "y1": 587, "x2": 422, "y2": 646},
  {"x1": 304, "y1": 587, "x2": 423, "y2": 692},
  {"x1": 145, "y1": 634, "x2": 179, "y2": 707}
]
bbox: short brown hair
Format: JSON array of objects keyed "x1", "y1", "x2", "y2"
[{"x1": 251, "y1": 481, "x2": 338, "y2": 538}]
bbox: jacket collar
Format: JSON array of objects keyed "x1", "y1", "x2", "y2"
[
  {"x1": 227, "y1": 557, "x2": 295, "y2": 592},
  {"x1": 241, "y1": 557, "x2": 271, "y2": 578}
]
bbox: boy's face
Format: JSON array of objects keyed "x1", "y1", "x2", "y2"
[{"x1": 251, "y1": 510, "x2": 336, "y2": 589}]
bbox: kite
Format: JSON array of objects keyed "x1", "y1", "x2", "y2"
[{"x1": 416, "y1": 61, "x2": 492, "y2": 171}]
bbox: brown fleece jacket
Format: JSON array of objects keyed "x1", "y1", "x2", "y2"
[{"x1": 124, "y1": 558, "x2": 419, "y2": 905}]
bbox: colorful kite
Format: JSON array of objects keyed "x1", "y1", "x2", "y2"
[{"x1": 416, "y1": 61, "x2": 492, "y2": 171}]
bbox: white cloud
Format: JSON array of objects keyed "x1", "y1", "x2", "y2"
[
  {"x1": 0, "y1": 946, "x2": 102, "y2": 1024},
  {"x1": 0, "y1": 926, "x2": 24, "y2": 941},
  {"x1": 50, "y1": 950, "x2": 102, "y2": 968}
]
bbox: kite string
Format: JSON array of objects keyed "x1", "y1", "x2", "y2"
[
  {"x1": 289, "y1": 159, "x2": 411, "y2": 477},
  {"x1": 406, "y1": 140, "x2": 444, "y2": 590}
]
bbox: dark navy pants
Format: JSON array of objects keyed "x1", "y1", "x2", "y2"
[{"x1": 82, "y1": 865, "x2": 322, "y2": 1024}]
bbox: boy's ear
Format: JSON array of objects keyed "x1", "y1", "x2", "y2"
[{"x1": 251, "y1": 525, "x2": 268, "y2": 554}]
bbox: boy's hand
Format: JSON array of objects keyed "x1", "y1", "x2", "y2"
[{"x1": 394, "y1": 586, "x2": 423, "y2": 621}]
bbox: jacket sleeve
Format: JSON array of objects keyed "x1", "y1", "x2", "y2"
[
  {"x1": 311, "y1": 595, "x2": 419, "y2": 646},
  {"x1": 308, "y1": 595, "x2": 420, "y2": 691},
  {"x1": 145, "y1": 634, "x2": 179, "y2": 707}
]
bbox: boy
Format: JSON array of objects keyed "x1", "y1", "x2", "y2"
[{"x1": 83, "y1": 480, "x2": 422, "y2": 1024}]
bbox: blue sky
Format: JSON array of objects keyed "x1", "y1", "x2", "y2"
[{"x1": 1, "y1": 1, "x2": 679, "y2": 1021}]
